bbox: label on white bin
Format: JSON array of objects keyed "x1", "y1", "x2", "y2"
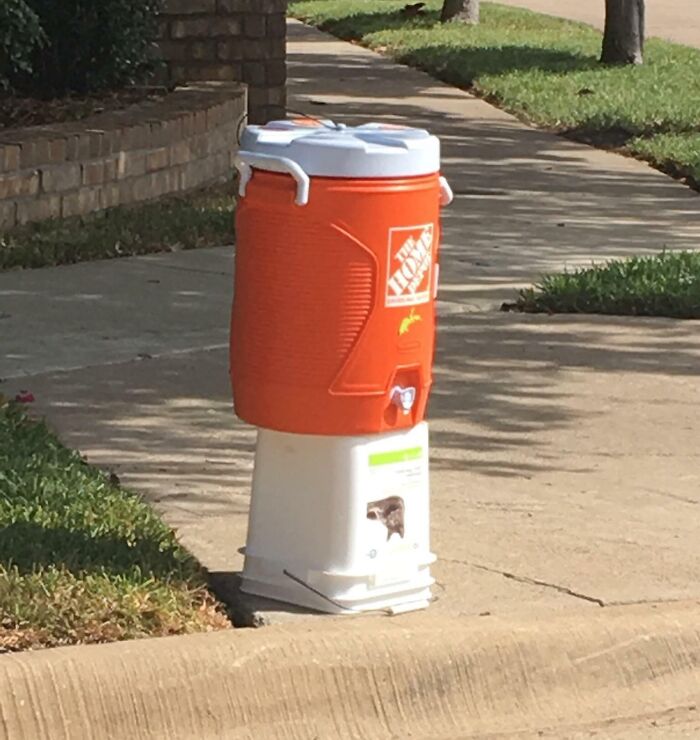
[
  {"x1": 244, "y1": 425, "x2": 433, "y2": 613},
  {"x1": 366, "y1": 446, "x2": 425, "y2": 579}
]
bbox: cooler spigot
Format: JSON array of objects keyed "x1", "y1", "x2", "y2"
[{"x1": 391, "y1": 385, "x2": 417, "y2": 415}]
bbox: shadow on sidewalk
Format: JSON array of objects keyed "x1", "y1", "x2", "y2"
[
  {"x1": 428, "y1": 311, "x2": 700, "y2": 477},
  {"x1": 288, "y1": 21, "x2": 700, "y2": 310},
  {"x1": 16, "y1": 309, "x2": 700, "y2": 513}
]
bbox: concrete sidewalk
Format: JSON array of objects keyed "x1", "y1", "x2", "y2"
[
  {"x1": 2, "y1": 20, "x2": 699, "y2": 619},
  {"x1": 497, "y1": 0, "x2": 700, "y2": 49},
  {"x1": 2, "y1": 20, "x2": 700, "y2": 735},
  {"x1": 2, "y1": 21, "x2": 699, "y2": 629},
  {"x1": 286, "y1": 23, "x2": 700, "y2": 311}
]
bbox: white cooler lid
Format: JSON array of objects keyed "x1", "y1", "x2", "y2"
[{"x1": 239, "y1": 119, "x2": 441, "y2": 178}]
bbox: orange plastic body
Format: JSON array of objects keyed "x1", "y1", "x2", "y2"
[{"x1": 230, "y1": 170, "x2": 442, "y2": 435}]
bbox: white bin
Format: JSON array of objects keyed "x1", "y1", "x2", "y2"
[{"x1": 241, "y1": 422, "x2": 435, "y2": 614}]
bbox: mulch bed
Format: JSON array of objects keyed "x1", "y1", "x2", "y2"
[{"x1": 0, "y1": 86, "x2": 173, "y2": 131}]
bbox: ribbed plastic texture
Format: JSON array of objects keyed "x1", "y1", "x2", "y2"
[{"x1": 230, "y1": 170, "x2": 441, "y2": 435}]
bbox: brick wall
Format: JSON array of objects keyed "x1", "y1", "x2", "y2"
[
  {"x1": 158, "y1": 0, "x2": 287, "y2": 124},
  {"x1": 0, "y1": 82, "x2": 246, "y2": 229}
]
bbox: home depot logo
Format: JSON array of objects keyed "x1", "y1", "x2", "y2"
[{"x1": 385, "y1": 224, "x2": 434, "y2": 307}]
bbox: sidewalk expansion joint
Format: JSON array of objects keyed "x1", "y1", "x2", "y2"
[
  {"x1": 444, "y1": 558, "x2": 606, "y2": 607},
  {"x1": 148, "y1": 264, "x2": 231, "y2": 277},
  {"x1": 1, "y1": 343, "x2": 229, "y2": 381}
]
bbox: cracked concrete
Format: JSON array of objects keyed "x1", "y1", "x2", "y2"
[{"x1": 446, "y1": 559, "x2": 607, "y2": 606}]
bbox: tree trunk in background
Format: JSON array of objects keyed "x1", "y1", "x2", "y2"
[
  {"x1": 601, "y1": 0, "x2": 645, "y2": 65},
  {"x1": 441, "y1": 0, "x2": 480, "y2": 24}
]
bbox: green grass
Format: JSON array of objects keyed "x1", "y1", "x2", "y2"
[
  {"x1": 0, "y1": 402, "x2": 229, "y2": 652},
  {"x1": 0, "y1": 180, "x2": 236, "y2": 271},
  {"x1": 513, "y1": 251, "x2": 700, "y2": 319},
  {"x1": 290, "y1": 1, "x2": 700, "y2": 187},
  {"x1": 630, "y1": 132, "x2": 700, "y2": 183}
]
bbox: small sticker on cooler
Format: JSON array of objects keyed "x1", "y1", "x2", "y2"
[
  {"x1": 399, "y1": 308, "x2": 422, "y2": 336},
  {"x1": 386, "y1": 224, "x2": 434, "y2": 307}
]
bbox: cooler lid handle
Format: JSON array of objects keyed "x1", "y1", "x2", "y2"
[{"x1": 235, "y1": 151, "x2": 310, "y2": 206}]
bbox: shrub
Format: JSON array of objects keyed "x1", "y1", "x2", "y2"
[
  {"x1": 13, "y1": 0, "x2": 163, "y2": 96},
  {"x1": 0, "y1": 0, "x2": 46, "y2": 91}
]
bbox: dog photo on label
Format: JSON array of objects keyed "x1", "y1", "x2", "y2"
[{"x1": 367, "y1": 496, "x2": 405, "y2": 540}]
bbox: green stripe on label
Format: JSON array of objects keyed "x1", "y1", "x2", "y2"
[{"x1": 369, "y1": 446, "x2": 423, "y2": 467}]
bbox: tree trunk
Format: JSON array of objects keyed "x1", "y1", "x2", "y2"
[
  {"x1": 441, "y1": 0, "x2": 480, "y2": 24},
  {"x1": 601, "y1": 0, "x2": 645, "y2": 65}
]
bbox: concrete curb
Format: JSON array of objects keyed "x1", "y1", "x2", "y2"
[{"x1": 2, "y1": 601, "x2": 699, "y2": 739}]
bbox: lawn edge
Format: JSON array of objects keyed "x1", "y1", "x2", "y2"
[{"x1": 289, "y1": 5, "x2": 700, "y2": 193}]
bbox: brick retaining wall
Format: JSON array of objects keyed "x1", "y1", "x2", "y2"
[
  {"x1": 0, "y1": 82, "x2": 246, "y2": 229},
  {"x1": 158, "y1": 0, "x2": 287, "y2": 124}
]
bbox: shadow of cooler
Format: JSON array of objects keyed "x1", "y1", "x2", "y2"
[{"x1": 231, "y1": 120, "x2": 452, "y2": 614}]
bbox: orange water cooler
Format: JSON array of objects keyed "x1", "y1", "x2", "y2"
[{"x1": 232, "y1": 120, "x2": 452, "y2": 614}]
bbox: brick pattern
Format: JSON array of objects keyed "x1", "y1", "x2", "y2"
[
  {"x1": 157, "y1": 0, "x2": 287, "y2": 124},
  {"x1": 0, "y1": 82, "x2": 246, "y2": 229}
]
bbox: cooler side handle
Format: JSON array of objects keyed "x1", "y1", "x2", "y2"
[
  {"x1": 439, "y1": 176, "x2": 453, "y2": 207},
  {"x1": 235, "y1": 151, "x2": 311, "y2": 206}
]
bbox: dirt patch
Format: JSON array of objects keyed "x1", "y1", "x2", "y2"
[
  {"x1": 562, "y1": 125, "x2": 634, "y2": 150},
  {"x1": 0, "y1": 86, "x2": 173, "y2": 131}
]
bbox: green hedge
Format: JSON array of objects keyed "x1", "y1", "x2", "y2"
[
  {"x1": 0, "y1": 0, "x2": 45, "y2": 91},
  {"x1": 2, "y1": 0, "x2": 162, "y2": 97}
]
